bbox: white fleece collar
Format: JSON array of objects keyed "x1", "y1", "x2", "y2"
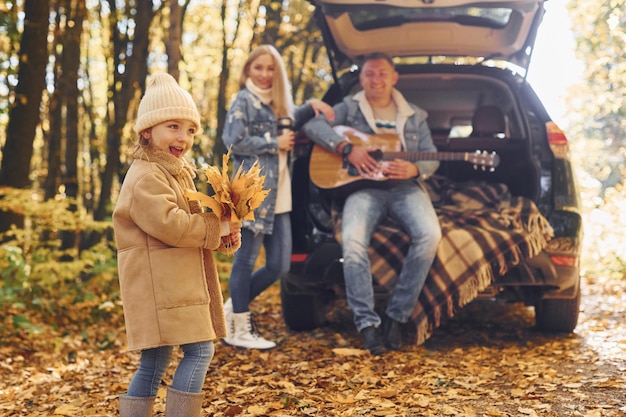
[{"x1": 353, "y1": 88, "x2": 415, "y2": 148}]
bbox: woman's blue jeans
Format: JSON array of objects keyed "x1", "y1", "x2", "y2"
[
  {"x1": 127, "y1": 341, "x2": 214, "y2": 396},
  {"x1": 341, "y1": 182, "x2": 441, "y2": 331},
  {"x1": 229, "y1": 212, "x2": 291, "y2": 313}
]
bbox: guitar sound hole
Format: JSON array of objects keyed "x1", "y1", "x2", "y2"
[
  {"x1": 346, "y1": 149, "x2": 385, "y2": 177},
  {"x1": 369, "y1": 149, "x2": 384, "y2": 161}
]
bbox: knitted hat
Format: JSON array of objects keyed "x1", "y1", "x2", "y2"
[{"x1": 134, "y1": 73, "x2": 201, "y2": 134}]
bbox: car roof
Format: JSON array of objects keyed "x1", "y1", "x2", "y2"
[{"x1": 311, "y1": 0, "x2": 546, "y2": 73}]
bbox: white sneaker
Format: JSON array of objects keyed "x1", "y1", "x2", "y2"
[{"x1": 223, "y1": 312, "x2": 276, "y2": 350}]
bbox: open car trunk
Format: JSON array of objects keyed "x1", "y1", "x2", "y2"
[{"x1": 331, "y1": 64, "x2": 547, "y2": 203}]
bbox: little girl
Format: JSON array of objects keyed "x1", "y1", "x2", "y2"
[{"x1": 114, "y1": 73, "x2": 241, "y2": 417}]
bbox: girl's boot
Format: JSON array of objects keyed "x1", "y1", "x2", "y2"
[
  {"x1": 165, "y1": 387, "x2": 204, "y2": 417},
  {"x1": 119, "y1": 394, "x2": 155, "y2": 417},
  {"x1": 223, "y1": 312, "x2": 276, "y2": 349}
]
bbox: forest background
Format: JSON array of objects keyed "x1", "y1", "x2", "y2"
[{"x1": 0, "y1": 0, "x2": 624, "y2": 356}]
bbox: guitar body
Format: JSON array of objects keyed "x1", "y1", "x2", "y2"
[
  {"x1": 308, "y1": 126, "x2": 499, "y2": 194},
  {"x1": 309, "y1": 129, "x2": 402, "y2": 194}
]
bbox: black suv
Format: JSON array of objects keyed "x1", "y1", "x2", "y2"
[{"x1": 280, "y1": 0, "x2": 582, "y2": 338}]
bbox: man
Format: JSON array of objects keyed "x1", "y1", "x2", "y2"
[{"x1": 303, "y1": 52, "x2": 441, "y2": 355}]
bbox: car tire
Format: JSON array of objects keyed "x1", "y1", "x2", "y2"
[
  {"x1": 280, "y1": 273, "x2": 328, "y2": 331},
  {"x1": 534, "y1": 284, "x2": 581, "y2": 333}
]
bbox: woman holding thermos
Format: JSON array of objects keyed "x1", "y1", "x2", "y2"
[{"x1": 221, "y1": 44, "x2": 334, "y2": 349}]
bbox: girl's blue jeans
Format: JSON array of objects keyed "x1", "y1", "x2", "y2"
[
  {"x1": 229, "y1": 212, "x2": 291, "y2": 313},
  {"x1": 127, "y1": 341, "x2": 214, "y2": 396}
]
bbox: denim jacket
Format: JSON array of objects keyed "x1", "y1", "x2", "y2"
[
  {"x1": 303, "y1": 88, "x2": 439, "y2": 179},
  {"x1": 222, "y1": 88, "x2": 316, "y2": 234}
]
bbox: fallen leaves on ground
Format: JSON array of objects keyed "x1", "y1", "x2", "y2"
[{"x1": 1, "y1": 275, "x2": 625, "y2": 416}]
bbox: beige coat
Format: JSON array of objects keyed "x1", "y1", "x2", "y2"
[{"x1": 113, "y1": 147, "x2": 239, "y2": 351}]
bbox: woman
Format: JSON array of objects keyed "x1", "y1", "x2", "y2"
[{"x1": 222, "y1": 44, "x2": 334, "y2": 349}]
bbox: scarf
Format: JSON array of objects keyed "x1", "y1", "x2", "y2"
[
  {"x1": 245, "y1": 78, "x2": 273, "y2": 106},
  {"x1": 132, "y1": 146, "x2": 202, "y2": 214}
]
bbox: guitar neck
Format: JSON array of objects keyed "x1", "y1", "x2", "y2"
[
  {"x1": 381, "y1": 151, "x2": 471, "y2": 162},
  {"x1": 309, "y1": 129, "x2": 499, "y2": 193}
]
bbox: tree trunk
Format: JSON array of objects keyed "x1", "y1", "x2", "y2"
[
  {"x1": 62, "y1": 0, "x2": 85, "y2": 206},
  {"x1": 213, "y1": 0, "x2": 230, "y2": 163},
  {"x1": 94, "y1": 0, "x2": 154, "y2": 221},
  {"x1": 168, "y1": 0, "x2": 182, "y2": 80},
  {"x1": 213, "y1": 0, "x2": 250, "y2": 165},
  {"x1": 59, "y1": 0, "x2": 86, "y2": 251},
  {"x1": 259, "y1": 0, "x2": 283, "y2": 47},
  {"x1": 45, "y1": 5, "x2": 64, "y2": 200},
  {"x1": 0, "y1": 0, "x2": 50, "y2": 233}
]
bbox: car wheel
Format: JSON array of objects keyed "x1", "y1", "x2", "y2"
[
  {"x1": 280, "y1": 273, "x2": 328, "y2": 331},
  {"x1": 534, "y1": 284, "x2": 581, "y2": 333}
]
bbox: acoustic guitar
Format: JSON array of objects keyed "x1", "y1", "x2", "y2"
[{"x1": 309, "y1": 126, "x2": 500, "y2": 194}]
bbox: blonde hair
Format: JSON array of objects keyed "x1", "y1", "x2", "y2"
[{"x1": 239, "y1": 44, "x2": 293, "y2": 119}]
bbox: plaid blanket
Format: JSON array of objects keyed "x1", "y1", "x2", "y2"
[{"x1": 331, "y1": 175, "x2": 554, "y2": 345}]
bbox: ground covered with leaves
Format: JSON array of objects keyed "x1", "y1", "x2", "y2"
[
  {"x1": 1, "y1": 272, "x2": 625, "y2": 417},
  {"x1": 2, "y1": 172, "x2": 625, "y2": 416}
]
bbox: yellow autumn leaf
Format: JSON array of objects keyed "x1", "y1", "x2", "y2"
[
  {"x1": 53, "y1": 404, "x2": 82, "y2": 416},
  {"x1": 185, "y1": 189, "x2": 223, "y2": 218},
  {"x1": 188, "y1": 149, "x2": 269, "y2": 222},
  {"x1": 331, "y1": 347, "x2": 367, "y2": 356},
  {"x1": 246, "y1": 405, "x2": 268, "y2": 415},
  {"x1": 332, "y1": 395, "x2": 357, "y2": 404}
]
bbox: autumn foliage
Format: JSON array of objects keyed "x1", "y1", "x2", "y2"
[{"x1": 185, "y1": 151, "x2": 270, "y2": 222}]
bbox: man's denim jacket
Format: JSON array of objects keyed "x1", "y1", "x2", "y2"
[
  {"x1": 303, "y1": 89, "x2": 439, "y2": 180},
  {"x1": 222, "y1": 88, "x2": 316, "y2": 234}
]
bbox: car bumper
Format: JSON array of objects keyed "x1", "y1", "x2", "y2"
[{"x1": 490, "y1": 250, "x2": 580, "y2": 300}]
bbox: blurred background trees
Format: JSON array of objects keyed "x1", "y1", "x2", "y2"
[
  {"x1": 0, "y1": 0, "x2": 330, "y2": 333},
  {"x1": 0, "y1": 0, "x2": 330, "y2": 231},
  {"x1": 3, "y1": 0, "x2": 623, "y2": 235},
  {"x1": 566, "y1": 0, "x2": 626, "y2": 191},
  {"x1": 2, "y1": 1, "x2": 624, "y2": 231}
]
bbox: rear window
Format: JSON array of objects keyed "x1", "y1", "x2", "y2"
[{"x1": 321, "y1": 4, "x2": 515, "y2": 30}]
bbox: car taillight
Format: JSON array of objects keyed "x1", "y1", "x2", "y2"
[
  {"x1": 546, "y1": 121, "x2": 568, "y2": 145},
  {"x1": 291, "y1": 253, "x2": 308, "y2": 263},
  {"x1": 549, "y1": 254, "x2": 578, "y2": 267},
  {"x1": 546, "y1": 121, "x2": 570, "y2": 157}
]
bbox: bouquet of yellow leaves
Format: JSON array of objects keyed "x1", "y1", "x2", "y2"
[{"x1": 185, "y1": 150, "x2": 270, "y2": 221}]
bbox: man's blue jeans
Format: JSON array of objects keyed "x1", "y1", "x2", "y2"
[
  {"x1": 341, "y1": 182, "x2": 441, "y2": 331},
  {"x1": 127, "y1": 341, "x2": 214, "y2": 396},
  {"x1": 229, "y1": 212, "x2": 292, "y2": 313}
]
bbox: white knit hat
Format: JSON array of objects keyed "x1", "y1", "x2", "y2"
[{"x1": 134, "y1": 73, "x2": 201, "y2": 134}]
